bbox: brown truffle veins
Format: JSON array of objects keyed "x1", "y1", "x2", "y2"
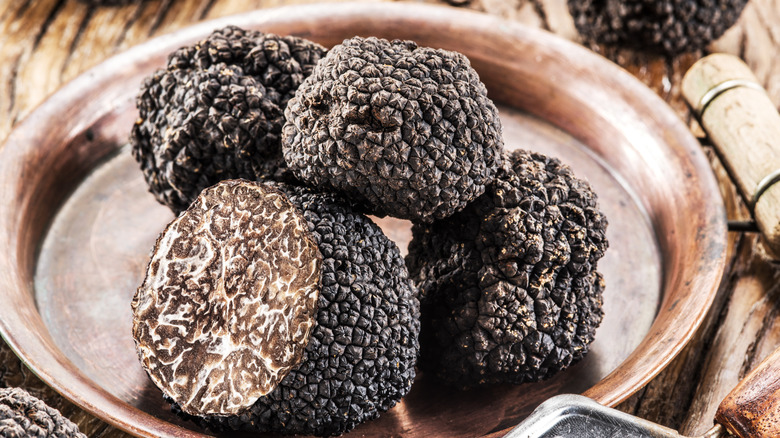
[{"x1": 132, "y1": 180, "x2": 322, "y2": 416}]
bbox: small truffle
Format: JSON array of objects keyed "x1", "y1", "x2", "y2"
[
  {"x1": 176, "y1": 184, "x2": 421, "y2": 437},
  {"x1": 0, "y1": 387, "x2": 86, "y2": 438},
  {"x1": 132, "y1": 180, "x2": 322, "y2": 416},
  {"x1": 568, "y1": 0, "x2": 748, "y2": 55},
  {"x1": 406, "y1": 150, "x2": 608, "y2": 388},
  {"x1": 131, "y1": 26, "x2": 327, "y2": 213},
  {"x1": 282, "y1": 36, "x2": 503, "y2": 223}
]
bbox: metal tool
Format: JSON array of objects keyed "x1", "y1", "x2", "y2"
[
  {"x1": 508, "y1": 341, "x2": 780, "y2": 437},
  {"x1": 505, "y1": 53, "x2": 780, "y2": 438},
  {"x1": 506, "y1": 394, "x2": 722, "y2": 437}
]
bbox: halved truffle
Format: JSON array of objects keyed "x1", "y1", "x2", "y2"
[
  {"x1": 0, "y1": 387, "x2": 86, "y2": 438},
  {"x1": 406, "y1": 150, "x2": 608, "y2": 388},
  {"x1": 568, "y1": 0, "x2": 748, "y2": 55},
  {"x1": 166, "y1": 183, "x2": 421, "y2": 437},
  {"x1": 132, "y1": 180, "x2": 322, "y2": 416},
  {"x1": 282, "y1": 36, "x2": 503, "y2": 223},
  {"x1": 131, "y1": 26, "x2": 327, "y2": 213},
  {"x1": 133, "y1": 179, "x2": 420, "y2": 435}
]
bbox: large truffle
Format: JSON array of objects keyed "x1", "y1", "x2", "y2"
[
  {"x1": 0, "y1": 387, "x2": 86, "y2": 438},
  {"x1": 282, "y1": 36, "x2": 503, "y2": 223},
  {"x1": 176, "y1": 183, "x2": 421, "y2": 437},
  {"x1": 132, "y1": 180, "x2": 322, "y2": 416},
  {"x1": 406, "y1": 150, "x2": 608, "y2": 388},
  {"x1": 568, "y1": 0, "x2": 748, "y2": 55},
  {"x1": 131, "y1": 26, "x2": 327, "y2": 213}
]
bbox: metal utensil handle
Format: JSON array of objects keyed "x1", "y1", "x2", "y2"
[{"x1": 682, "y1": 53, "x2": 780, "y2": 254}]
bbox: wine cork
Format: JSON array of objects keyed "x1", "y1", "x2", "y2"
[{"x1": 682, "y1": 54, "x2": 780, "y2": 253}]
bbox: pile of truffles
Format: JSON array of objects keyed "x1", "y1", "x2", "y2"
[{"x1": 130, "y1": 27, "x2": 608, "y2": 437}]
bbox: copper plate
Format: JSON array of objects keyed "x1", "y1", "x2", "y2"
[{"x1": 0, "y1": 3, "x2": 726, "y2": 438}]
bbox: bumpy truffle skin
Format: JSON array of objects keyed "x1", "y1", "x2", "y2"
[
  {"x1": 406, "y1": 150, "x2": 608, "y2": 388},
  {"x1": 166, "y1": 26, "x2": 325, "y2": 109},
  {"x1": 186, "y1": 184, "x2": 421, "y2": 437},
  {"x1": 132, "y1": 180, "x2": 322, "y2": 416},
  {"x1": 569, "y1": 0, "x2": 748, "y2": 55},
  {"x1": 0, "y1": 387, "x2": 86, "y2": 438},
  {"x1": 131, "y1": 26, "x2": 327, "y2": 213},
  {"x1": 282, "y1": 36, "x2": 503, "y2": 223}
]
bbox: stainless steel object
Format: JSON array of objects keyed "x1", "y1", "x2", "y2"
[{"x1": 506, "y1": 395, "x2": 724, "y2": 438}]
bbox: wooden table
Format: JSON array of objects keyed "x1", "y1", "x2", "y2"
[{"x1": 1, "y1": 0, "x2": 779, "y2": 436}]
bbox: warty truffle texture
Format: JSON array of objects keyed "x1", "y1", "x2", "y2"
[
  {"x1": 174, "y1": 183, "x2": 421, "y2": 437},
  {"x1": 0, "y1": 387, "x2": 86, "y2": 438},
  {"x1": 406, "y1": 149, "x2": 608, "y2": 388},
  {"x1": 568, "y1": 0, "x2": 748, "y2": 55},
  {"x1": 166, "y1": 26, "x2": 325, "y2": 108},
  {"x1": 131, "y1": 26, "x2": 327, "y2": 213},
  {"x1": 282, "y1": 36, "x2": 503, "y2": 223}
]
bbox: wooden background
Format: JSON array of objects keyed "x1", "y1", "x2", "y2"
[{"x1": 1, "y1": 0, "x2": 780, "y2": 436}]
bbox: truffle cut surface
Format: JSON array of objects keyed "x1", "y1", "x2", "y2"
[{"x1": 132, "y1": 179, "x2": 322, "y2": 416}]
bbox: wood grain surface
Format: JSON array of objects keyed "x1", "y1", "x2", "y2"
[{"x1": 0, "y1": 0, "x2": 778, "y2": 437}]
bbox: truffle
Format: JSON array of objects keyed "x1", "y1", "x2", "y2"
[
  {"x1": 282, "y1": 36, "x2": 503, "y2": 223},
  {"x1": 132, "y1": 180, "x2": 322, "y2": 416},
  {"x1": 406, "y1": 150, "x2": 608, "y2": 388},
  {"x1": 568, "y1": 0, "x2": 748, "y2": 55},
  {"x1": 170, "y1": 183, "x2": 421, "y2": 437},
  {"x1": 0, "y1": 387, "x2": 86, "y2": 438},
  {"x1": 131, "y1": 26, "x2": 327, "y2": 213}
]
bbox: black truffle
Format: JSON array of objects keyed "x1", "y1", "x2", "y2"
[
  {"x1": 0, "y1": 387, "x2": 86, "y2": 438},
  {"x1": 568, "y1": 0, "x2": 748, "y2": 55},
  {"x1": 145, "y1": 181, "x2": 420, "y2": 436},
  {"x1": 131, "y1": 26, "x2": 327, "y2": 213},
  {"x1": 132, "y1": 180, "x2": 322, "y2": 416},
  {"x1": 406, "y1": 150, "x2": 608, "y2": 388},
  {"x1": 282, "y1": 36, "x2": 503, "y2": 223}
]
